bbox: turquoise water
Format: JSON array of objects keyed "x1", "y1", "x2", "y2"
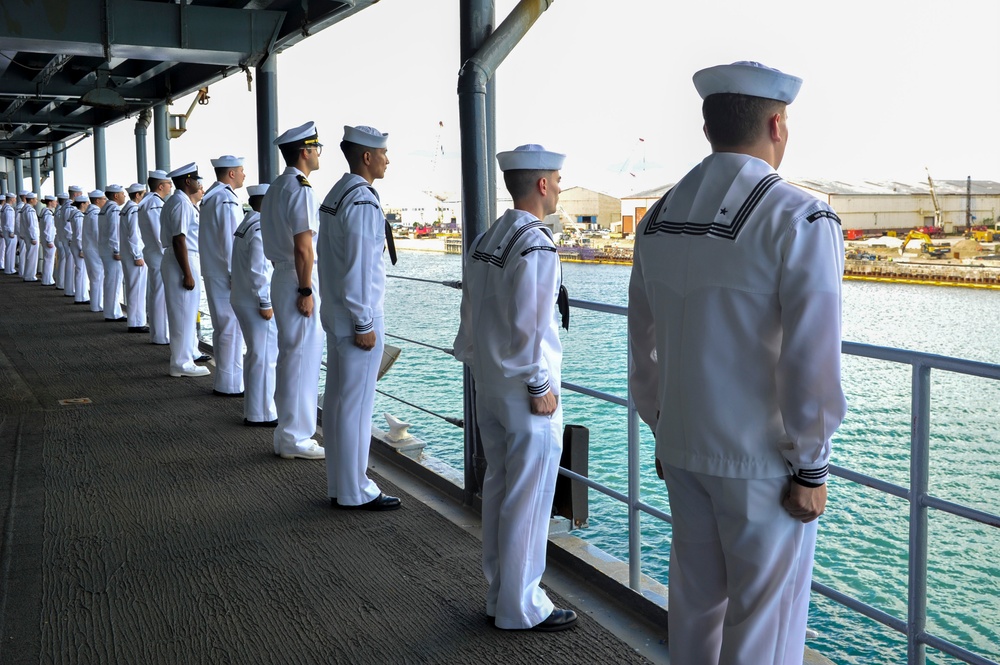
[{"x1": 202, "y1": 252, "x2": 1000, "y2": 664}]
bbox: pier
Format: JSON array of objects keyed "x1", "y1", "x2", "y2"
[{"x1": 0, "y1": 278, "x2": 661, "y2": 663}]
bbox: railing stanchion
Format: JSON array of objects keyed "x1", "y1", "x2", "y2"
[
  {"x1": 908, "y1": 363, "x2": 931, "y2": 665},
  {"x1": 626, "y1": 341, "x2": 642, "y2": 591}
]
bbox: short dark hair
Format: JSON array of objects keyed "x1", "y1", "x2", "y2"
[
  {"x1": 214, "y1": 166, "x2": 232, "y2": 180},
  {"x1": 129, "y1": 191, "x2": 143, "y2": 201},
  {"x1": 503, "y1": 169, "x2": 550, "y2": 199},
  {"x1": 340, "y1": 140, "x2": 368, "y2": 168},
  {"x1": 279, "y1": 142, "x2": 305, "y2": 166},
  {"x1": 249, "y1": 195, "x2": 265, "y2": 212},
  {"x1": 702, "y1": 93, "x2": 784, "y2": 148}
]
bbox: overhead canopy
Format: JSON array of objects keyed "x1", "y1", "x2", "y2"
[{"x1": 0, "y1": 0, "x2": 378, "y2": 158}]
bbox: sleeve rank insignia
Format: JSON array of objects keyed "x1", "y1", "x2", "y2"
[{"x1": 296, "y1": 175, "x2": 311, "y2": 188}]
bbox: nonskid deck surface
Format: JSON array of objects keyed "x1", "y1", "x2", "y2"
[{"x1": 0, "y1": 278, "x2": 652, "y2": 664}]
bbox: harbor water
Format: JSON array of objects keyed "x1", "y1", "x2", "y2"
[{"x1": 200, "y1": 250, "x2": 1000, "y2": 664}]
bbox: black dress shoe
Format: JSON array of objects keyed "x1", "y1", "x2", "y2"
[
  {"x1": 213, "y1": 389, "x2": 244, "y2": 397},
  {"x1": 244, "y1": 418, "x2": 278, "y2": 427},
  {"x1": 74, "y1": 301, "x2": 90, "y2": 305},
  {"x1": 104, "y1": 316, "x2": 127, "y2": 322},
  {"x1": 127, "y1": 326, "x2": 150, "y2": 333},
  {"x1": 530, "y1": 608, "x2": 578, "y2": 632},
  {"x1": 335, "y1": 493, "x2": 402, "y2": 511},
  {"x1": 194, "y1": 354, "x2": 212, "y2": 363}
]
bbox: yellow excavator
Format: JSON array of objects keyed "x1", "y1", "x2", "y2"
[{"x1": 899, "y1": 230, "x2": 951, "y2": 259}]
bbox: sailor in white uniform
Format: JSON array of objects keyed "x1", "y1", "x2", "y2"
[
  {"x1": 40, "y1": 195, "x2": 58, "y2": 285},
  {"x1": 259, "y1": 121, "x2": 325, "y2": 460},
  {"x1": 21, "y1": 193, "x2": 40, "y2": 282},
  {"x1": 15, "y1": 191, "x2": 27, "y2": 277},
  {"x1": 138, "y1": 170, "x2": 172, "y2": 344},
  {"x1": 200, "y1": 155, "x2": 246, "y2": 396},
  {"x1": 70, "y1": 195, "x2": 90, "y2": 303},
  {"x1": 120, "y1": 183, "x2": 148, "y2": 332},
  {"x1": 453, "y1": 144, "x2": 576, "y2": 632},
  {"x1": 1, "y1": 193, "x2": 15, "y2": 274},
  {"x1": 82, "y1": 190, "x2": 106, "y2": 312},
  {"x1": 317, "y1": 125, "x2": 400, "y2": 509},
  {"x1": 231, "y1": 184, "x2": 278, "y2": 427},
  {"x1": 161, "y1": 163, "x2": 209, "y2": 378},
  {"x1": 99, "y1": 185, "x2": 127, "y2": 322},
  {"x1": 627, "y1": 62, "x2": 847, "y2": 665},
  {"x1": 61, "y1": 186, "x2": 83, "y2": 297},
  {"x1": 52, "y1": 192, "x2": 68, "y2": 288}
]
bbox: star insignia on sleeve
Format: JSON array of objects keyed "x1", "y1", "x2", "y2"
[
  {"x1": 719, "y1": 207, "x2": 728, "y2": 216},
  {"x1": 296, "y1": 175, "x2": 311, "y2": 188}
]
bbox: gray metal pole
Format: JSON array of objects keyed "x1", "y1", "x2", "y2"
[
  {"x1": 458, "y1": 0, "x2": 495, "y2": 504},
  {"x1": 13, "y1": 157, "x2": 23, "y2": 194},
  {"x1": 256, "y1": 55, "x2": 279, "y2": 184},
  {"x1": 30, "y1": 149, "x2": 41, "y2": 194},
  {"x1": 53, "y1": 142, "x2": 65, "y2": 194},
  {"x1": 153, "y1": 103, "x2": 171, "y2": 171},
  {"x1": 135, "y1": 109, "x2": 151, "y2": 184},
  {"x1": 93, "y1": 126, "x2": 107, "y2": 190},
  {"x1": 458, "y1": 0, "x2": 555, "y2": 503},
  {"x1": 907, "y1": 363, "x2": 931, "y2": 665}
]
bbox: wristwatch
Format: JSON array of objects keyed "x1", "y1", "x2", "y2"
[{"x1": 297, "y1": 287, "x2": 312, "y2": 297}]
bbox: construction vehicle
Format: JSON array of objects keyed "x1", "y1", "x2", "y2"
[
  {"x1": 965, "y1": 225, "x2": 996, "y2": 242},
  {"x1": 899, "y1": 230, "x2": 951, "y2": 259}
]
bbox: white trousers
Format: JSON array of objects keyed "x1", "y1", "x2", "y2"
[
  {"x1": 62, "y1": 247, "x2": 76, "y2": 296},
  {"x1": 83, "y1": 248, "x2": 104, "y2": 311},
  {"x1": 204, "y1": 275, "x2": 244, "y2": 394},
  {"x1": 100, "y1": 254, "x2": 123, "y2": 319},
  {"x1": 2, "y1": 236, "x2": 14, "y2": 273},
  {"x1": 143, "y1": 250, "x2": 168, "y2": 344},
  {"x1": 74, "y1": 251, "x2": 89, "y2": 302},
  {"x1": 22, "y1": 242, "x2": 39, "y2": 281},
  {"x1": 41, "y1": 244, "x2": 55, "y2": 284},
  {"x1": 477, "y1": 393, "x2": 563, "y2": 630},
  {"x1": 122, "y1": 257, "x2": 148, "y2": 328},
  {"x1": 662, "y1": 464, "x2": 816, "y2": 665},
  {"x1": 232, "y1": 300, "x2": 278, "y2": 422},
  {"x1": 271, "y1": 267, "x2": 323, "y2": 455},
  {"x1": 323, "y1": 321, "x2": 383, "y2": 505},
  {"x1": 162, "y1": 249, "x2": 201, "y2": 373},
  {"x1": 54, "y1": 240, "x2": 65, "y2": 288}
]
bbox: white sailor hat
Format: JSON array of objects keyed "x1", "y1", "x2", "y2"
[
  {"x1": 126, "y1": 183, "x2": 145, "y2": 194},
  {"x1": 18, "y1": 190, "x2": 29, "y2": 196},
  {"x1": 43, "y1": 194, "x2": 57, "y2": 202},
  {"x1": 496, "y1": 144, "x2": 566, "y2": 172},
  {"x1": 148, "y1": 169, "x2": 169, "y2": 180},
  {"x1": 342, "y1": 125, "x2": 388, "y2": 149},
  {"x1": 68, "y1": 185, "x2": 83, "y2": 193},
  {"x1": 167, "y1": 163, "x2": 201, "y2": 180},
  {"x1": 693, "y1": 61, "x2": 802, "y2": 104},
  {"x1": 4, "y1": 192, "x2": 14, "y2": 198},
  {"x1": 247, "y1": 184, "x2": 270, "y2": 197},
  {"x1": 25, "y1": 191, "x2": 37, "y2": 199},
  {"x1": 57, "y1": 192, "x2": 69, "y2": 199},
  {"x1": 210, "y1": 155, "x2": 244, "y2": 169},
  {"x1": 274, "y1": 121, "x2": 320, "y2": 147},
  {"x1": 88, "y1": 189, "x2": 105, "y2": 199},
  {"x1": 73, "y1": 195, "x2": 88, "y2": 204},
  {"x1": 105, "y1": 184, "x2": 124, "y2": 194}
]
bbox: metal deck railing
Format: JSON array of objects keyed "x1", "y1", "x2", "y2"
[{"x1": 198, "y1": 279, "x2": 1000, "y2": 665}]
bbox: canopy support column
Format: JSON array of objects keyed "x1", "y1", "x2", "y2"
[
  {"x1": 53, "y1": 142, "x2": 65, "y2": 194},
  {"x1": 30, "y1": 149, "x2": 41, "y2": 194},
  {"x1": 256, "y1": 55, "x2": 279, "y2": 184},
  {"x1": 154, "y1": 103, "x2": 170, "y2": 172},
  {"x1": 135, "y1": 109, "x2": 151, "y2": 183},
  {"x1": 94, "y1": 126, "x2": 107, "y2": 190}
]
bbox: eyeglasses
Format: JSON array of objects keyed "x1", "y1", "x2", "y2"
[{"x1": 306, "y1": 144, "x2": 323, "y2": 156}]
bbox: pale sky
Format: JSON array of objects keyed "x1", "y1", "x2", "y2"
[{"x1": 57, "y1": 0, "x2": 1000, "y2": 206}]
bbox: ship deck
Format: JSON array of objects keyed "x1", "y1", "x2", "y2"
[{"x1": 0, "y1": 277, "x2": 661, "y2": 664}]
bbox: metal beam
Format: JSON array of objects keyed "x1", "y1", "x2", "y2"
[
  {"x1": 0, "y1": 0, "x2": 285, "y2": 68},
  {"x1": 53, "y1": 142, "x2": 65, "y2": 195},
  {"x1": 94, "y1": 126, "x2": 107, "y2": 190},
  {"x1": 121, "y1": 61, "x2": 178, "y2": 88},
  {"x1": 153, "y1": 103, "x2": 169, "y2": 172},
  {"x1": 255, "y1": 55, "x2": 278, "y2": 184}
]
